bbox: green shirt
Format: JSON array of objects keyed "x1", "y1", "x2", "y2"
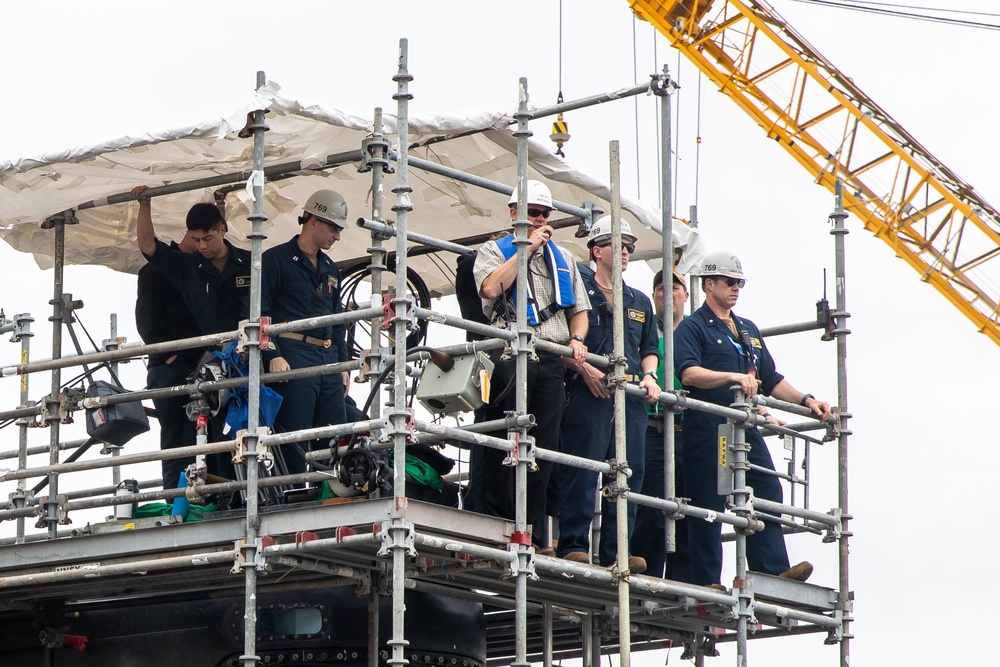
[{"x1": 647, "y1": 317, "x2": 684, "y2": 419}]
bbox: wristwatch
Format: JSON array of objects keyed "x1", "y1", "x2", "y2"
[
  {"x1": 643, "y1": 370, "x2": 658, "y2": 380},
  {"x1": 799, "y1": 393, "x2": 814, "y2": 406},
  {"x1": 570, "y1": 335, "x2": 585, "y2": 343}
]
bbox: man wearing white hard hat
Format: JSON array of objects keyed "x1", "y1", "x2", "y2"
[
  {"x1": 472, "y1": 179, "x2": 590, "y2": 552},
  {"x1": 261, "y1": 190, "x2": 351, "y2": 476},
  {"x1": 674, "y1": 250, "x2": 832, "y2": 586},
  {"x1": 556, "y1": 216, "x2": 660, "y2": 574}
]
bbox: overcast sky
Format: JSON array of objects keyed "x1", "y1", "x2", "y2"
[{"x1": 2, "y1": 2, "x2": 998, "y2": 665}]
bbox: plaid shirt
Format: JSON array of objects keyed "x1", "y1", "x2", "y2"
[{"x1": 473, "y1": 238, "x2": 591, "y2": 344}]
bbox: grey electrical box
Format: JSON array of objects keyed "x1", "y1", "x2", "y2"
[{"x1": 416, "y1": 351, "x2": 494, "y2": 414}]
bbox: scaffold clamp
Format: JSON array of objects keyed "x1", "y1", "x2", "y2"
[
  {"x1": 501, "y1": 427, "x2": 520, "y2": 466},
  {"x1": 34, "y1": 494, "x2": 71, "y2": 528},
  {"x1": 823, "y1": 507, "x2": 844, "y2": 543},
  {"x1": 377, "y1": 518, "x2": 417, "y2": 558},
  {"x1": 503, "y1": 541, "x2": 538, "y2": 581}
]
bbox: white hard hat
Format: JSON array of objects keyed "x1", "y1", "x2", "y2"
[
  {"x1": 304, "y1": 189, "x2": 348, "y2": 228},
  {"x1": 698, "y1": 249, "x2": 746, "y2": 280},
  {"x1": 587, "y1": 215, "x2": 637, "y2": 248},
  {"x1": 508, "y1": 180, "x2": 553, "y2": 209}
]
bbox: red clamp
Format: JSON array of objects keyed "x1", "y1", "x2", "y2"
[
  {"x1": 294, "y1": 531, "x2": 318, "y2": 547},
  {"x1": 381, "y1": 291, "x2": 394, "y2": 332},
  {"x1": 258, "y1": 316, "x2": 271, "y2": 350},
  {"x1": 261, "y1": 536, "x2": 279, "y2": 549},
  {"x1": 510, "y1": 530, "x2": 531, "y2": 546},
  {"x1": 335, "y1": 526, "x2": 356, "y2": 542},
  {"x1": 64, "y1": 635, "x2": 88, "y2": 652}
]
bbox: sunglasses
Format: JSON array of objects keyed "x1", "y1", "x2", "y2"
[
  {"x1": 314, "y1": 215, "x2": 345, "y2": 232},
  {"x1": 712, "y1": 276, "x2": 745, "y2": 288},
  {"x1": 597, "y1": 242, "x2": 636, "y2": 254},
  {"x1": 526, "y1": 208, "x2": 551, "y2": 218}
]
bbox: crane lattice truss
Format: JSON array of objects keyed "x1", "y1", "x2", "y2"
[{"x1": 629, "y1": 0, "x2": 1000, "y2": 345}]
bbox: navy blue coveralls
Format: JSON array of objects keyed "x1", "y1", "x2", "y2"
[
  {"x1": 261, "y1": 236, "x2": 348, "y2": 475},
  {"x1": 145, "y1": 238, "x2": 252, "y2": 339},
  {"x1": 143, "y1": 237, "x2": 252, "y2": 484},
  {"x1": 135, "y1": 250, "x2": 204, "y2": 491},
  {"x1": 674, "y1": 303, "x2": 790, "y2": 586},
  {"x1": 557, "y1": 267, "x2": 658, "y2": 566}
]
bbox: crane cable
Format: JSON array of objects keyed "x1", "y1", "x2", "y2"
[
  {"x1": 787, "y1": 0, "x2": 1000, "y2": 29},
  {"x1": 637, "y1": 18, "x2": 704, "y2": 219},
  {"x1": 550, "y1": 0, "x2": 570, "y2": 157}
]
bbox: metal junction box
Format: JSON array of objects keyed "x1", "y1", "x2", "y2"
[{"x1": 416, "y1": 351, "x2": 494, "y2": 414}]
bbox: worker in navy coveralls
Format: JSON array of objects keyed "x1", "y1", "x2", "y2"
[
  {"x1": 631, "y1": 269, "x2": 693, "y2": 580},
  {"x1": 473, "y1": 180, "x2": 590, "y2": 552},
  {"x1": 674, "y1": 250, "x2": 831, "y2": 586},
  {"x1": 261, "y1": 190, "x2": 350, "y2": 475},
  {"x1": 134, "y1": 185, "x2": 251, "y2": 485},
  {"x1": 556, "y1": 216, "x2": 659, "y2": 574},
  {"x1": 134, "y1": 186, "x2": 252, "y2": 339},
  {"x1": 135, "y1": 231, "x2": 203, "y2": 491}
]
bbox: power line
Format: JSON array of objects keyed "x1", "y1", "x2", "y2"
[{"x1": 788, "y1": 0, "x2": 1000, "y2": 30}]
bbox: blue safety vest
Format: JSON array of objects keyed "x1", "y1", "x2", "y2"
[{"x1": 494, "y1": 235, "x2": 575, "y2": 326}]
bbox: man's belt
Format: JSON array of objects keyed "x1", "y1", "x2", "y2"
[
  {"x1": 647, "y1": 416, "x2": 682, "y2": 432},
  {"x1": 277, "y1": 332, "x2": 333, "y2": 348}
]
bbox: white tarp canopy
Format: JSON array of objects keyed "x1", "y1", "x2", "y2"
[{"x1": 0, "y1": 82, "x2": 703, "y2": 297}]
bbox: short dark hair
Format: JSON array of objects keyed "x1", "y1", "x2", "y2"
[
  {"x1": 186, "y1": 203, "x2": 225, "y2": 233},
  {"x1": 653, "y1": 269, "x2": 664, "y2": 291}
]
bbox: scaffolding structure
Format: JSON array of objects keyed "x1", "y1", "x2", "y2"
[{"x1": 0, "y1": 40, "x2": 851, "y2": 667}]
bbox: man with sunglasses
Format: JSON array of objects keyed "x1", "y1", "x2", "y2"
[
  {"x1": 473, "y1": 179, "x2": 591, "y2": 553},
  {"x1": 556, "y1": 216, "x2": 660, "y2": 574},
  {"x1": 261, "y1": 190, "x2": 352, "y2": 476},
  {"x1": 674, "y1": 250, "x2": 831, "y2": 587}
]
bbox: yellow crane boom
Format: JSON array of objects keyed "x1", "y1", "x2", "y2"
[{"x1": 629, "y1": 0, "x2": 1000, "y2": 345}]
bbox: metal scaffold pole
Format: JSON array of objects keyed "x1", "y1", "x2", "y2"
[
  {"x1": 511, "y1": 75, "x2": 533, "y2": 667},
  {"x1": 0, "y1": 312, "x2": 33, "y2": 542},
  {"x1": 365, "y1": 104, "x2": 390, "y2": 667},
  {"x1": 608, "y1": 140, "x2": 632, "y2": 667},
  {"x1": 43, "y1": 213, "x2": 68, "y2": 540},
  {"x1": 729, "y1": 389, "x2": 754, "y2": 667},
  {"x1": 388, "y1": 38, "x2": 414, "y2": 667},
  {"x1": 240, "y1": 69, "x2": 270, "y2": 667},
  {"x1": 653, "y1": 64, "x2": 679, "y2": 595},
  {"x1": 831, "y1": 180, "x2": 853, "y2": 667},
  {"x1": 365, "y1": 106, "x2": 390, "y2": 425}
]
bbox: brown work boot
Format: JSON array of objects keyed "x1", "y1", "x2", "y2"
[
  {"x1": 562, "y1": 551, "x2": 591, "y2": 564},
  {"x1": 706, "y1": 583, "x2": 728, "y2": 591},
  {"x1": 534, "y1": 545, "x2": 555, "y2": 557},
  {"x1": 777, "y1": 561, "x2": 813, "y2": 582},
  {"x1": 601, "y1": 556, "x2": 647, "y2": 574},
  {"x1": 627, "y1": 556, "x2": 647, "y2": 575}
]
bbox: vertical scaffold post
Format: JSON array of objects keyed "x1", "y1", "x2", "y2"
[
  {"x1": 729, "y1": 387, "x2": 753, "y2": 666},
  {"x1": 511, "y1": 75, "x2": 533, "y2": 667},
  {"x1": 653, "y1": 64, "x2": 679, "y2": 578},
  {"x1": 13, "y1": 312, "x2": 33, "y2": 543},
  {"x1": 388, "y1": 38, "x2": 414, "y2": 667},
  {"x1": 366, "y1": 106, "x2": 390, "y2": 421},
  {"x1": 365, "y1": 105, "x2": 391, "y2": 667},
  {"x1": 608, "y1": 140, "x2": 632, "y2": 667},
  {"x1": 830, "y1": 179, "x2": 852, "y2": 667},
  {"x1": 104, "y1": 314, "x2": 123, "y2": 489},
  {"x1": 43, "y1": 212, "x2": 67, "y2": 539},
  {"x1": 239, "y1": 69, "x2": 270, "y2": 667}
]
